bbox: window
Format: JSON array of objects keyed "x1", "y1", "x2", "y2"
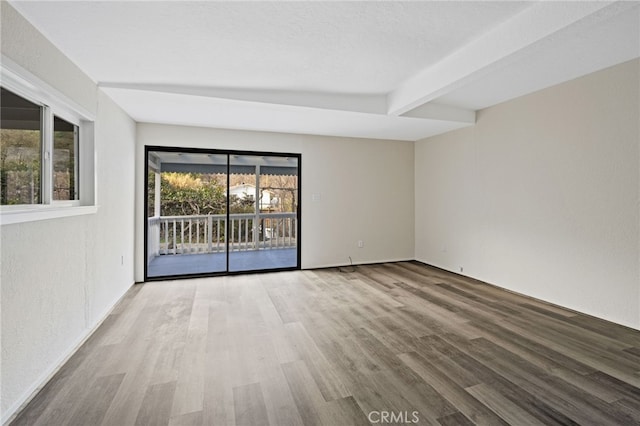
[
  {"x1": 1, "y1": 57, "x2": 96, "y2": 224},
  {"x1": 0, "y1": 88, "x2": 43, "y2": 205},
  {"x1": 1, "y1": 88, "x2": 80, "y2": 205},
  {"x1": 53, "y1": 116, "x2": 78, "y2": 201}
]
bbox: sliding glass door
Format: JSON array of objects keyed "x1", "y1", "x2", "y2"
[
  {"x1": 145, "y1": 147, "x2": 300, "y2": 280},
  {"x1": 228, "y1": 154, "x2": 299, "y2": 272}
]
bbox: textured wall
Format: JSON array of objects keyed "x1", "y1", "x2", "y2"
[
  {"x1": 415, "y1": 59, "x2": 640, "y2": 329},
  {"x1": 135, "y1": 125, "x2": 415, "y2": 279},
  {"x1": 0, "y1": 1, "x2": 97, "y2": 115},
  {"x1": 0, "y1": 3, "x2": 136, "y2": 421}
]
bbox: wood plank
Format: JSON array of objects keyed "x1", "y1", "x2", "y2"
[
  {"x1": 284, "y1": 321, "x2": 351, "y2": 401},
  {"x1": 410, "y1": 335, "x2": 579, "y2": 425},
  {"x1": 351, "y1": 327, "x2": 458, "y2": 420},
  {"x1": 10, "y1": 263, "x2": 640, "y2": 426},
  {"x1": 465, "y1": 383, "x2": 547, "y2": 426},
  {"x1": 323, "y1": 396, "x2": 370, "y2": 426},
  {"x1": 67, "y1": 373, "x2": 125, "y2": 426},
  {"x1": 170, "y1": 283, "x2": 209, "y2": 418},
  {"x1": 169, "y1": 410, "x2": 203, "y2": 426},
  {"x1": 398, "y1": 351, "x2": 509, "y2": 425},
  {"x1": 280, "y1": 360, "x2": 329, "y2": 426},
  {"x1": 436, "y1": 411, "x2": 475, "y2": 426},
  {"x1": 612, "y1": 398, "x2": 640, "y2": 420},
  {"x1": 468, "y1": 316, "x2": 598, "y2": 375},
  {"x1": 101, "y1": 284, "x2": 193, "y2": 426},
  {"x1": 260, "y1": 373, "x2": 305, "y2": 426},
  {"x1": 457, "y1": 336, "x2": 639, "y2": 425},
  {"x1": 135, "y1": 381, "x2": 177, "y2": 426},
  {"x1": 232, "y1": 382, "x2": 270, "y2": 426}
]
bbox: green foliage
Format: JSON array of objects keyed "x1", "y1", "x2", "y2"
[
  {"x1": 158, "y1": 172, "x2": 225, "y2": 216},
  {"x1": 0, "y1": 129, "x2": 41, "y2": 204},
  {"x1": 147, "y1": 172, "x2": 257, "y2": 217},
  {"x1": 229, "y1": 193, "x2": 255, "y2": 214},
  {"x1": 0, "y1": 127, "x2": 76, "y2": 204}
]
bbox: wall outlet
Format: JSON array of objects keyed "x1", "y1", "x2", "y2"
[
  {"x1": 357, "y1": 240, "x2": 364, "y2": 248},
  {"x1": 459, "y1": 266, "x2": 464, "y2": 273}
]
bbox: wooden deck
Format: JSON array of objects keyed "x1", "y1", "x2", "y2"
[
  {"x1": 147, "y1": 248, "x2": 298, "y2": 277},
  {"x1": 10, "y1": 262, "x2": 640, "y2": 425}
]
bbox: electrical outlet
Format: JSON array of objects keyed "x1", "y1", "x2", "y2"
[
  {"x1": 459, "y1": 266, "x2": 464, "y2": 273},
  {"x1": 357, "y1": 240, "x2": 364, "y2": 248}
]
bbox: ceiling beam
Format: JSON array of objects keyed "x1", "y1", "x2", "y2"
[
  {"x1": 98, "y1": 82, "x2": 477, "y2": 128},
  {"x1": 102, "y1": 86, "x2": 475, "y2": 141},
  {"x1": 98, "y1": 83, "x2": 387, "y2": 114},
  {"x1": 400, "y1": 102, "x2": 475, "y2": 124},
  {"x1": 386, "y1": 1, "x2": 621, "y2": 116}
]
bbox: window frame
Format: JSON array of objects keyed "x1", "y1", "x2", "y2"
[
  {"x1": 52, "y1": 114, "x2": 80, "y2": 203},
  {"x1": 1, "y1": 56, "x2": 97, "y2": 225}
]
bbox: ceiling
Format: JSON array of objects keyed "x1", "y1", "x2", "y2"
[{"x1": 8, "y1": 1, "x2": 640, "y2": 141}]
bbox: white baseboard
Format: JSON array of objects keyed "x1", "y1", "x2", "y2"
[{"x1": 2, "y1": 283, "x2": 135, "y2": 425}]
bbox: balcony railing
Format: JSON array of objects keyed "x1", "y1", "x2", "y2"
[{"x1": 147, "y1": 213, "x2": 297, "y2": 263}]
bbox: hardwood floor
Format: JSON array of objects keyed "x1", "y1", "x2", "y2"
[{"x1": 10, "y1": 262, "x2": 640, "y2": 426}]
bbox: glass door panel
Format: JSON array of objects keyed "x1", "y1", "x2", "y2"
[
  {"x1": 229, "y1": 154, "x2": 299, "y2": 272},
  {"x1": 227, "y1": 154, "x2": 258, "y2": 272},
  {"x1": 146, "y1": 150, "x2": 228, "y2": 278}
]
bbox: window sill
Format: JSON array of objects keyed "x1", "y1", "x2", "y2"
[{"x1": 0, "y1": 205, "x2": 98, "y2": 225}]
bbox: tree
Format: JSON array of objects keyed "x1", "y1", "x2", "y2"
[
  {"x1": 146, "y1": 172, "x2": 224, "y2": 216},
  {"x1": 0, "y1": 129, "x2": 42, "y2": 205},
  {"x1": 147, "y1": 172, "x2": 258, "y2": 217},
  {"x1": 260, "y1": 174, "x2": 298, "y2": 213}
]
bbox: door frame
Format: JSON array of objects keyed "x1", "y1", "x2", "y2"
[{"x1": 144, "y1": 145, "x2": 301, "y2": 281}]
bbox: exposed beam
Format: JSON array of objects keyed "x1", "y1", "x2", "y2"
[
  {"x1": 400, "y1": 102, "x2": 475, "y2": 124},
  {"x1": 101, "y1": 86, "x2": 474, "y2": 142},
  {"x1": 98, "y1": 83, "x2": 387, "y2": 114},
  {"x1": 98, "y1": 82, "x2": 480, "y2": 127},
  {"x1": 386, "y1": 1, "x2": 621, "y2": 116}
]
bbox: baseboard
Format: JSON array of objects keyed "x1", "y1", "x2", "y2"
[
  {"x1": 302, "y1": 257, "x2": 414, "y2": 271},
  {"x1": 2, "y1": 282, "x2": 135, "y2": 425},
  {"x1": 413, "y1": 258, "x2": 640, "y2": 333}
]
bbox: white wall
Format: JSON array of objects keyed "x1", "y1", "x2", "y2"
[
  {"x1": 0, "y1": 3, "x2": 136, "y2": 421},
  {"x1": 415, "y1": 59, "x2": 640, "y2": 329},
  {"x1": 135, "y1": 125, "x2": 415, "y2": 280},
  {"x1": 4, "y1": 1, "x2": 636, "y2": 421}
]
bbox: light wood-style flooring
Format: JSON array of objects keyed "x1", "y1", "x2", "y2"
[{"x1": 10, "y1": 262, "x2": 640, "y2": 425}]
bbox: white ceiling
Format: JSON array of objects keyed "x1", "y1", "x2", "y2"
[{"x1": 8, "y1": 1, "x2": 640, "y2": 141}]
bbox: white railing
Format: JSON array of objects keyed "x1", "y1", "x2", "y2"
[{"x1": 147, "y1": 213, "x2": 297, "y2": 260}]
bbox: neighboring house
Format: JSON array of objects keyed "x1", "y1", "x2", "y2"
[{"x1": 228, "y1": 183, "x2": 278, "y2": 211}]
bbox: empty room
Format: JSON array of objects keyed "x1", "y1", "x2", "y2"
[{"x1": 1, "y1": 1, "x2": 639, "y2": 425}]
